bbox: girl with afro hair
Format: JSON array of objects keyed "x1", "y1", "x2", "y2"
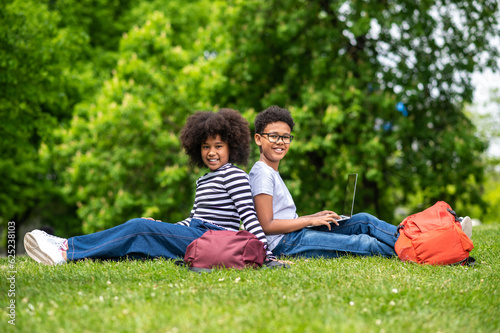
[{"x1": 24, "y1": 108, "x2": 276, "y2": 265}]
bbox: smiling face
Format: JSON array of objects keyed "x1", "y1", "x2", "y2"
[
  {"x1": 254, "y1": 121, "x2": 292, "y2": 171},
  {"x1": 201, "y1": 134, "x2": 230, "y2": 171}
]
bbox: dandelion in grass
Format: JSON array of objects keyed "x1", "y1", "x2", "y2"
[{"x1": 349, "y1": 301, "x2": 355, "y2": 306}]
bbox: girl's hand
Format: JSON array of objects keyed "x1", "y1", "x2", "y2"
[{"x1": 141, "y1": 217, "x2": 162, "y2": 222}]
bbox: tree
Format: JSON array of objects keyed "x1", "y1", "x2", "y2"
[
  {"x1": 4, "y1": 0, "x2": 498, "y2": 244},
  {"x1": 55, "y1": 3, "x2": 235, "y2": 233},
  {"x1": 0, "y1": 0, "x2": 90, "y2": 245},
  {"x1": 217, "y1": 0, "x2": 499, "y2": 220},
  {"x1": 0, "y1": 0, "x2": 138, "y2": 245},
  {"x1": 468, "y1": 85, "x2": 500, "y2": 222}
]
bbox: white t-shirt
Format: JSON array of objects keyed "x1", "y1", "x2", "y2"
[{"x1": 249, "y1": 161, "x2": 298, "y2": 250}]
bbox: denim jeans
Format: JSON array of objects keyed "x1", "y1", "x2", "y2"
[
  {"x1": 272, "y1": 213, "x2": 398, "y2": 258},
  {"x1": 67, "y1": 218, "x2": 224, "y2": 261}
]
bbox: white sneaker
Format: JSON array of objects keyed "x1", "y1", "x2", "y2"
[
  {"x1": 460, "y1": 216, "x2": 472, "y2": 239},
  {"x1": 24, "y1": 230, "x2": 67, "y2": 265},
  {"x1": 31, "y1": 229, "x2": 68, "y2": 250}
]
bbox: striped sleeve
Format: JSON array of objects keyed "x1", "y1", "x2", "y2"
[
  {"x1": 223, "y1": 167, "x2": 274, "y2": 258},
  {"x1": 175, "y1": 219, "x2": 190, "y2": 227}
]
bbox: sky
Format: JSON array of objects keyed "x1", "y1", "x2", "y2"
[
  {"x1": 470, "y1": 19, "x2": 500, "y2": 159},
  {"x1": 472, "y1": 69, "x2": 500, "y2": 158},
  {"x1": 367, "y1": 8, "x2": 500, "y2": 159}
]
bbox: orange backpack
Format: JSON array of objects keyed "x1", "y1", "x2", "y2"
[{"x1": 395, "y1": 201, "x2": 474, "y2": 265}]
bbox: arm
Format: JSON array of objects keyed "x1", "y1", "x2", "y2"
[
  {"x1": 141, "y1": 217, "x2": 191, "y2": 226},
  {"x1": 224, "y1": 168, "x2": 274, "y2": 257},
  {"x1": 175, "y1": 219, "x2": 191, "y2": 227},
  {"x1": 253, "y1": 194, "x2": 341, "y2": 234}
]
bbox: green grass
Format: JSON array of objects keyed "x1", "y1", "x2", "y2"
[{"x1": 1, "y1": 225, "x2": 499, "y2": 333}]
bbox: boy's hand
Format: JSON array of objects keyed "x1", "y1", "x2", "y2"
[
  {"x1": 310, "y1": 210, "x2": 337, "y2": 217},
  {"x1": 308, "y1": 212, "x2": 342, "y2": 229}
]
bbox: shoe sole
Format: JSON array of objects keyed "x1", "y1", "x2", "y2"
[
  {"x1": 24, "y1": 233, "x2": 56, "y2": 265},
  {"x1": 461, "y1": 218, "x2": 473, "y2": 239}
]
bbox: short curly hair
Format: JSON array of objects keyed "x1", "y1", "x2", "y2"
[
  {"x1": 180, "y1": 108, "x2": 251, "y2": 168},
  {"x1": 254, "y1": 105, "x2": 295, "y2": 134}
]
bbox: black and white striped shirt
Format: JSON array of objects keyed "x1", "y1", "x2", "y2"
[{"x1": 177, "y1": 163, "x2": 271, "y2": 255}]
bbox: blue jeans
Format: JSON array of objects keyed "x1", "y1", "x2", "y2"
[
  {"x1": 67, "y1": 218, "x2": 224, "y2": 261},
  {"x1": 272, "y1": 213, "x2": 398, "y2": 258}
]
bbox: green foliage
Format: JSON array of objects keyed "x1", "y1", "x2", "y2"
[
  {"x1": 52, "y1": 0, "x2": 135, "y2": 51},
  {"x1": 218, "y1": 0, "x2": 499, "y2": 219},
  {"x1": 50, "y1": 0, "x2": 143, "y2": 84},
  {"x1": 1, "y1": 0, "x2": 499, "y2": 238},
  {"x1": 56, "y1": 5, "x2": 233, "y2": 232},
  {"x1": 0, "y1": 0, "x2": 88, "y2": 228},
  {"x1": 2, "y1": 224, "x2": 499, "y2": 332},
  {"x1": 466, "y1": 85, "x2": 500, "y2": 223},
  {"x1": 481, "y1": 168, "x2": 500, "y2": 223}
]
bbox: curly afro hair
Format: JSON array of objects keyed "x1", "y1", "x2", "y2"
[
  {"x1": 254, "y1": 105, "x2": 295, "y2": 134},
  {"x1": 180, "y1": 108, "x2": 251, "y2": 168}
]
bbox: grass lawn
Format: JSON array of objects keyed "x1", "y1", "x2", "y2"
[{"x1": 1, "y1": 224, "x2": 499, "y2": 333}]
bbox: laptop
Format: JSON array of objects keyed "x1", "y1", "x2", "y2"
[
  {"x1": 335, "y1": 173, "x2": 358, "y2": 222},
  {"x1": 306, "y1": 173, "x2": 358, "y2": 228}
]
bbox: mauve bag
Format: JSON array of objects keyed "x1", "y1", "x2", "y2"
[{"x1": 184, "y1": 229, "x2": 267, "y2": 269}]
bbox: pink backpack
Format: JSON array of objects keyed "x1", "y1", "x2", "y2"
[{"x1": 184, "y1": 230, "x2": 267, "y2": 270}]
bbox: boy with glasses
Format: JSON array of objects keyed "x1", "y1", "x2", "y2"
[{"x1": 249, "y1": 105, "x2": 399, "y2": 258}]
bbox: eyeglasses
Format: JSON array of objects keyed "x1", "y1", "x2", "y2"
[{"x1": 259, "y1": 133, "x2": 294, "y2": 144}]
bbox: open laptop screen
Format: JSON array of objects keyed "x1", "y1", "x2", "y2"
[{"x1": 342, "y1": 173, "x2": 358, "y2": 217}]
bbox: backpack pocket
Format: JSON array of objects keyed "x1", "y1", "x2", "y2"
[{"x1": 412, "y1": 225, "x2": 470, "y2": 265}]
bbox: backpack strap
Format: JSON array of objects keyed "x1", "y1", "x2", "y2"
[
  {"x1": 446, "y1": 208, "x2": 460, "y2": 222},
  {"x1": 174, "y1": 260, "x2": 187, "y2": 267},
  {"x1": 175, "y1": 260, "x2": 212, "y2": 273},
  {"x1": 458, "y1": 256, "x2": 476, "y2": 266},
  {"x1": 395, "y1": 224, "x2": 405, "y2": 237},
  {"x1": 264, "y1": 260, "x2": 291, "y2": 269}
]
